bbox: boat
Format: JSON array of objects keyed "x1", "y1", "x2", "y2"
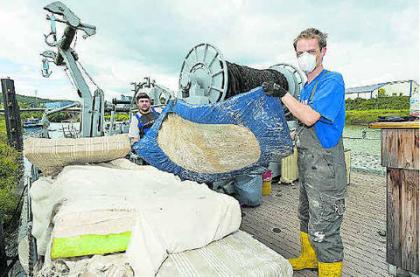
[{"x1": 23, "y1": 118, "x2": 43, "y2": 128}]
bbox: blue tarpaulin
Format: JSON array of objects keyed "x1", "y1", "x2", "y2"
[{"x1": 133, "y1": 87, "x2": 293, "y2": 183}]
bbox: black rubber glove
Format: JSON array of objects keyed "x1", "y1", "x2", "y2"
[{"x1": 262, "y1": 82, "x2": 288, "y2": 98}]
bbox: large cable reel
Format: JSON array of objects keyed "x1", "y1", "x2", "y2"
[
  {"x1": 179, "y1": 43, "x2": 228, "y2": 104},
  {"x1": 269, "y1": 63, "x2": 305, "y2": 99},
  {"x1": 178, "y1": 43, "x2": 305, "y2": 105}
]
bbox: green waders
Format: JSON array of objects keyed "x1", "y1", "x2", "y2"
[{"x1": 295, "y1": 80, "x2": 347, "y2": 263}]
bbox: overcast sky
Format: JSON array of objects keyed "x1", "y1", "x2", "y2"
[{"x1": 0, "y1": 0, "x2": 418, "y2": 101}]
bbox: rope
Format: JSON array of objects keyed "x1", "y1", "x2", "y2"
[
  {"x1": 73, "y1": 31, "x2": 78, "y2": 49},
  {"x1": 63, "y1": 32, "x2": 100, "y2": 92},
  {"x1": 225, "y1": 62, "x2": 288, "y2": 99},
  {"x1": 343, "y1": 129, "x2": 381, "y2": 140},
  {"x1": 76, "y1": 59, "x2": 101, "y2": 90},
  {"x1": 64, "y1": 67, "x2": 78, "y2": 91},
  {"x1": 342, "y1": 136, "x2": 380, "y2": 140},
  {"x1": 28, "y1": 222, "x2": 34, "y2": 277}
]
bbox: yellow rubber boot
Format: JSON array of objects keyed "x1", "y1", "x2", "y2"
[
  {"x1": 288, "y1": 232, "x2": 318, "y2": 270},
  {"x1": 318, "y1": 261, "x2": 343, "y2": 277}
]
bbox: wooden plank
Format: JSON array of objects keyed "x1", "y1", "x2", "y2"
[
  {"x1": 401, "y1": 129, "x2": 420, "y2": 170},
  {"x1": 387, "y1": 168, "x2": 402, "y2": 267},
  {"x1": 381, "y1": 129, "x2": 419, "y2": 170},
  {"x1": 369, "y1": 121, "x2": 420, "y2": 129},
  {"x1": 381, "y1": 129, "x2": 395, "y2": 168},
  {"x1": 400, "y1": 169, "x2": 419, "y2": 274},
  {"x1": 1, "y1": 78, "x2": 23, "y2": 151}
]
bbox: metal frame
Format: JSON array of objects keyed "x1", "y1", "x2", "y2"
[{"x1": 41, "y1": 1, "x2": 103, "y2": 137}]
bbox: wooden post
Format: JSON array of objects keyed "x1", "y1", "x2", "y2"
[
  {"x1": 369, "y1": 121, "x2": 419, "y2": 275},
  {"x1": 1, "y1": 78, "x2": 23, "y2": 151},
  {"x1": 1, "y1": 78, "x2": 25, "y2": 275}
]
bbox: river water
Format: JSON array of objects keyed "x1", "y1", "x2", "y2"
[
  {"x1": 343, "y1": 125, "x2": 384, "y2": 174},
  {"x1": 23, "y1": 122, "x2": 79, "y2": 139}
]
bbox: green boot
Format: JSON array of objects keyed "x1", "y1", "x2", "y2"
[{"x1": 288, "y1": 232, "x2": 318, "y2": 270}]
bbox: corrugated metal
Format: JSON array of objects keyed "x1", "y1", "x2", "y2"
[
  {"x1": 346, "y1": 80, "x2": 418, "y2": 95},
  {"x1": 345, "y1": 83, "x2": 386, "y2": 94}
]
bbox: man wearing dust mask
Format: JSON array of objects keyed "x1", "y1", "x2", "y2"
[{"x1": 262, "y1": 28, "x2": 346, "y2": 276}]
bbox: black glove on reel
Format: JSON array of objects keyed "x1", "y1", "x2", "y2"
[
  {"x1": 261, "y1": 82, "x2": 293, "y2": 120},
  {"x1": 262, "y1": 82, "x2": 288, "y2": 98}
]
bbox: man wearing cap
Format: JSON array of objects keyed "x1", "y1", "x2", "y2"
[{"x1": 128, "y1": 92, "x2": 160, "y2": 144}]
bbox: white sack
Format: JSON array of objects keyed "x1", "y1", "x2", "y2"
[{"x1": 30, "y1": 159, "x2": 241, "y2": 276}]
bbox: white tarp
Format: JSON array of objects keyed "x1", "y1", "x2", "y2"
[
  {"x1": 33, "y1": 231, "x2": 293, "y2": 277},
  {"x1": 30, "y1": 159, "x2": 241, "y2": 276}
]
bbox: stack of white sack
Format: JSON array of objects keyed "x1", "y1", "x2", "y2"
[
  {"x1": 23, "y1": 134, "x2": 131, "y2": 176},
  {"x1": 30, "y1": 158, "x2": 241, "y2": 276}
]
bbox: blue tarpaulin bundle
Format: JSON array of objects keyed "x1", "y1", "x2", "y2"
[{"x1": 133, "y1": 87, "x2": 293, "y2": 183}]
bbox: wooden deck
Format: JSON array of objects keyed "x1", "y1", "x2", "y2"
[{"x1": 240, "y1": 172, "x2": 390, "y2": 277}]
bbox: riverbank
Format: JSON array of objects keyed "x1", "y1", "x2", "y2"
[
  {"x1": 0, "y1": 117, "x2": 22, "y2": 226},
  {"x1": 345, "y1": 109, "x2": 409, "y2": 125},
  {"x1": 345, "y1": 95, "x2": 409, "y2": 125},
  {"x1": 343, "y1": 124, "x2": 384, "y2": 175}
]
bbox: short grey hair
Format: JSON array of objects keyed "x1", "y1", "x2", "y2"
[{"x1": 293, "y1": 28, "x2": 328, "y2": 50}]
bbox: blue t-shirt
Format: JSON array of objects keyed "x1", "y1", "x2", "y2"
[{"x1": 299, "y1": 69, "x2": 345, "y2": 148}]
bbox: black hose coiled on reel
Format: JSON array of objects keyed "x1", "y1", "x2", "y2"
[{"x1": 225, "y1": 61, "x2": 289, "y2": 99}]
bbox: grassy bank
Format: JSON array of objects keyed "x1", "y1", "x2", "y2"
[
  {"x1": 0, "y1": 116, "x2": 22, "y2": 224},
  {"x1": 346, "y1": 109, "x2": 409, "y2": 125},
  {"x1": 104, "y1": 113, "x2": 129, "y2": 121},
  {"x1": 346, "y1": 96, "x2": 409, "y2": 110},
  {"x1": 345, "y1": 96, "x2": 410, "y2": 125}
]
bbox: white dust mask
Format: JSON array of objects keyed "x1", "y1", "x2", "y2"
[{"x1": 297, "y1": 52, "x2": 317, "y2": 74}]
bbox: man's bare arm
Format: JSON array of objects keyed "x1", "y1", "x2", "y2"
[
  {"x1": 261, "y1": 82, "x2": 321, "y2": 127},
  {"x1": 281, "y1": 93, "x2": 320, "y2": 126}
]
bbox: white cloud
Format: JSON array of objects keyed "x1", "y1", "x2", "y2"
[{"x1": 0, "y1": 0, "x2": 418, "y2": 101}]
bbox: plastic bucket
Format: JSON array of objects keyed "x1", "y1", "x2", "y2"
[
  {"x1": 262, "y1": 170, "x2": 272, "y2": 196},
  {"x1": 262, "y1": 180, "x2": 272, "y2": 196}
]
